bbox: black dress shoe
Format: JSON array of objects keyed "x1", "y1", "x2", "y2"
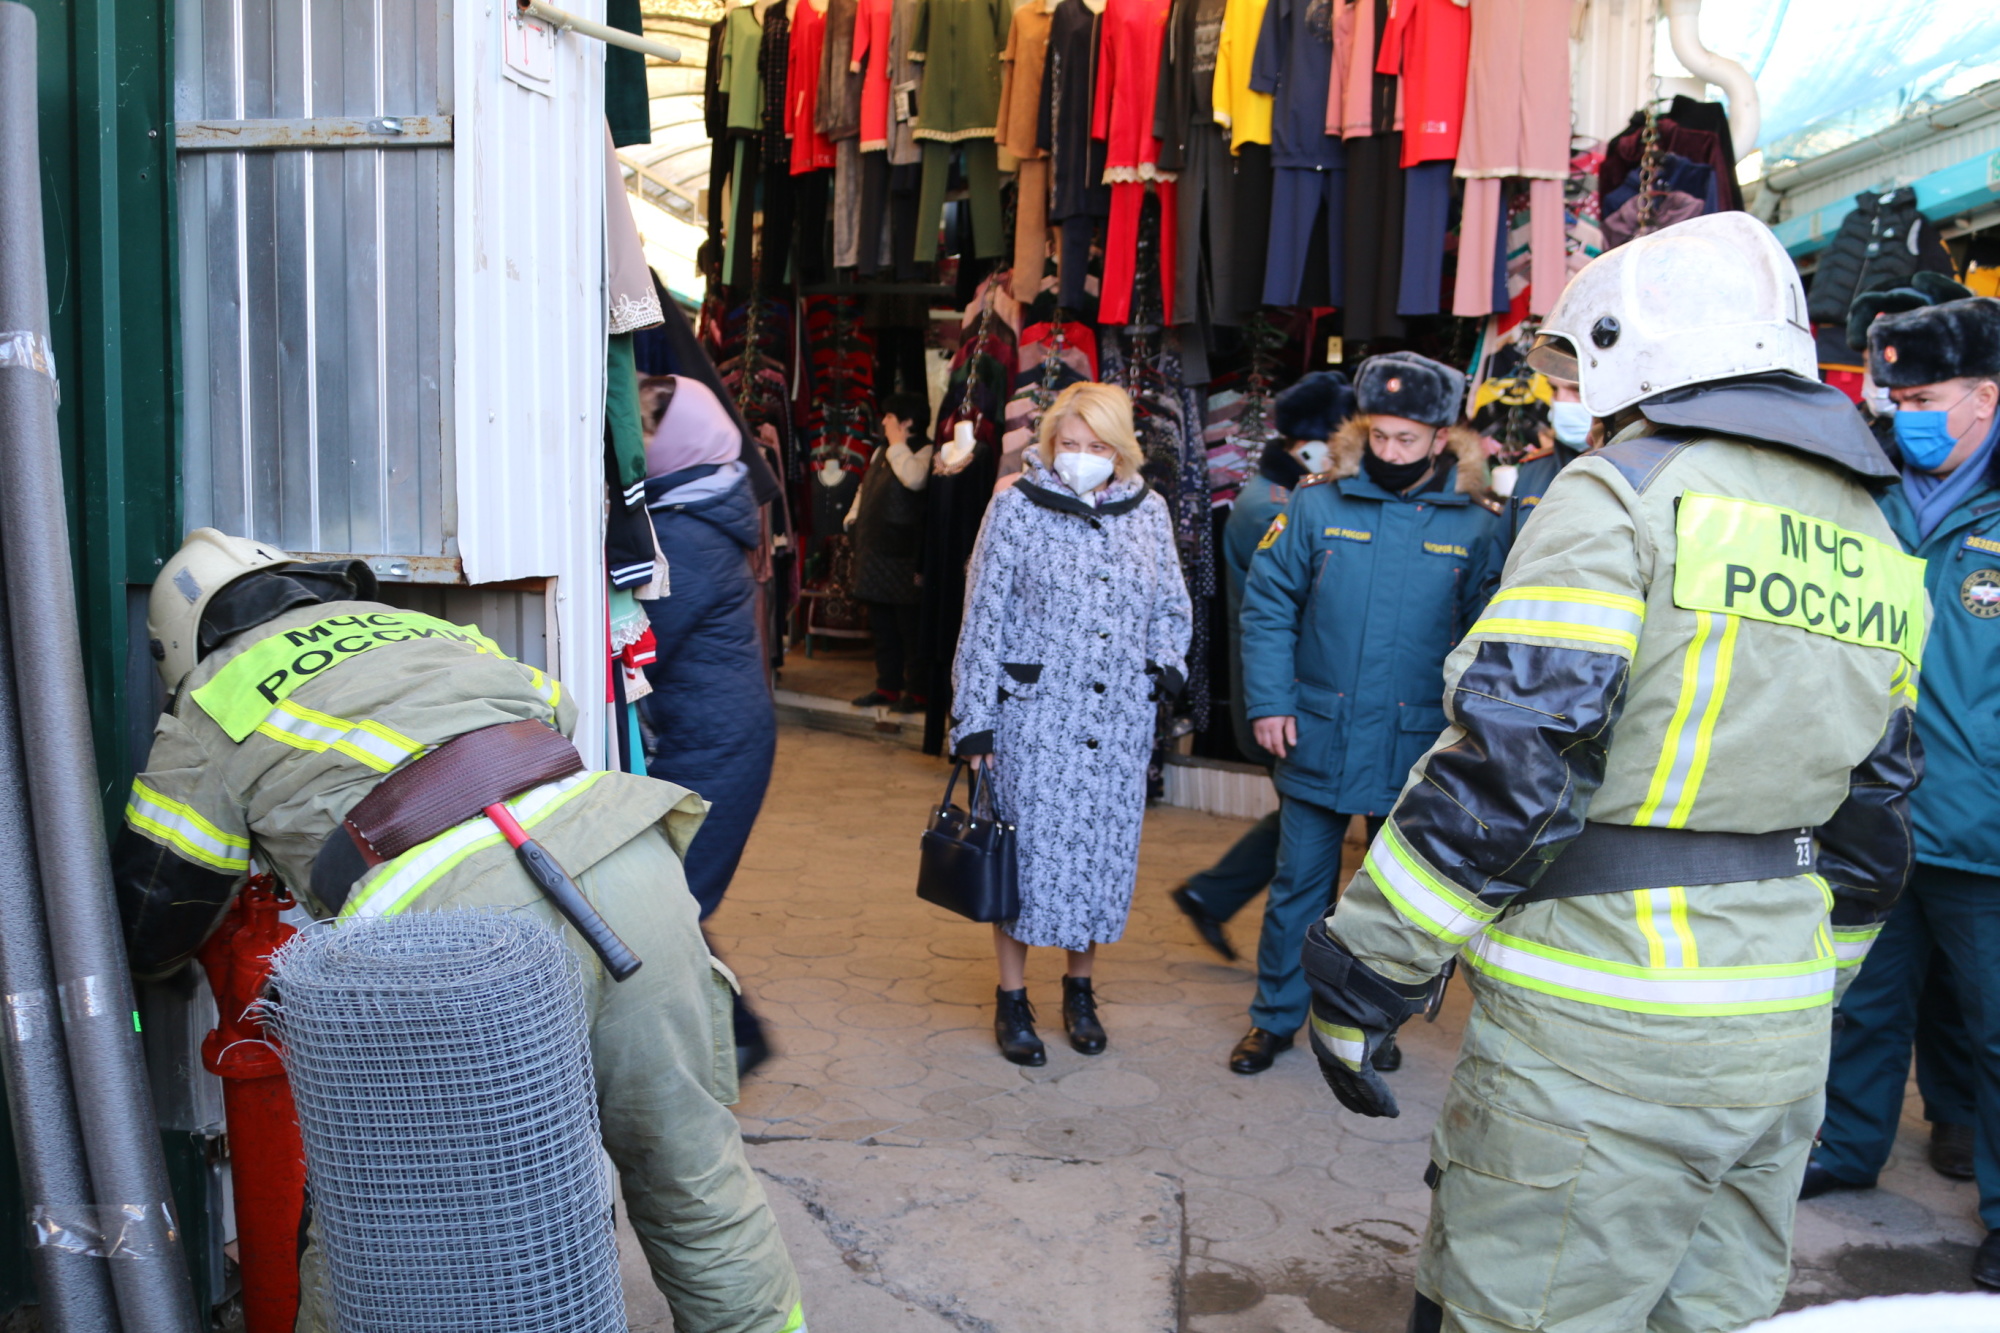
[
  {"x1": 1371, "y1": 1032, "x2": 1402, "y2": 1072},
  {"x1": 1931, "y1": 1121, "x2": 1977, "y2": 1181},
  {"x1": 733, "y1": 991, "x2": 773, "y2": 1081},
  {"x1": 995, "y1": 987, "x2": 1047, "y2": 1066},
  {"x1": 851, "y1": 689, "x2": 897, "y2": 708},
  {"x1": 1171, "y1": 886, "x2": 1238, "y2": 961},
  {"x1": 1062, "y1": 976, "x2": 1107, "y2": 1054},
  {"x1": 1799, "y1": 1160, "x2": 1874, "y2": 1200},
  {"x1": 1229, "y1": 1027, "x2": 1294, "y2": 1074},
  {"x1": 1974, "y1": 1229, "x2": 2000, "y2": 1290},
  {"x1": 892, "y1": 692, "x2": 924, "y2": 714}
]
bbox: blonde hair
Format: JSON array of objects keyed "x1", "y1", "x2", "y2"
[{"x1": 1033, "y1": 382, "x2": 1145, "y2": 482}]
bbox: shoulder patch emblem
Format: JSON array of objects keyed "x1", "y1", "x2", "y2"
[
  {"x1": 1962, "y1": 568, "x2": 2000, "y2": 618},
  {"x1": 1257, "y1": 513, "x2": 1288, "y2": 550}
]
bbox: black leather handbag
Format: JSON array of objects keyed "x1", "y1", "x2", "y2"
[{"x1": 916, "y1": 760, "x2": 1020, "y2": 922}]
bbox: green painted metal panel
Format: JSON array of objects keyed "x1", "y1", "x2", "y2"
[{"x1": 28, "y1": 0, "x2": 182, "y2": 826}]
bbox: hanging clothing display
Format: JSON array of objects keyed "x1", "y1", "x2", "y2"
[
  {"x1": 1251, "y1": 0, "x2": 1341, "y2": 307},
  {"x1": 789, "y1": 0, "x2": 838, "y2": 173},
  {"x1": 1157, "y1": 0, "x2": 1239, "y2": 335},
  {"x1": 1210, "y1": 0, "x2": 1273, "y2": 150},
  {"x1": 1040, "y1": 0, "x2": 1111, "y2": 313},
  {"x1": 677, "y1": 0, "x2": 1753, "y2": 785},
  {"x1": 1451, "y1": 0, "x2": 1569, "y2": 317},
  {"x1": 1093, "y1": 0, "x2": 1177, "y2": 326},
  {"x1": 998, "y1": 0, "x2": 1055, "y2": 301}
]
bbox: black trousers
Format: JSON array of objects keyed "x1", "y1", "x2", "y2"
[{"x1": 868, "y1": 600, "x2": 926, "y2": 695}]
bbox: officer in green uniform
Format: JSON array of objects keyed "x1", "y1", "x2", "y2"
[
  {"x1": 1299, "y1": 213, "x2": 1928, "y2": 1332},
  {"x1": 115, "y1": 531, "x2": 805, "y2": 1333}
]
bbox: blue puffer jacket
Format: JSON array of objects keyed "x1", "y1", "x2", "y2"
[
  {"x1": 1878, "y1": 446, "x2": 2000, "y2": 878},
  {"x1": 1222, "y1": 447, "x2": 1309, "y2": 767},
  {"x1": 1239, "y1": 421, "x2": 1507, "y2": 815},
  {"x1": 641, "y1": 463, "x2": 776, "y2": 917}
]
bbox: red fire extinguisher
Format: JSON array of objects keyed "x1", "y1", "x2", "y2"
[{"x1": 197, "y1": 874, "x2": 306, "y2": 1333}]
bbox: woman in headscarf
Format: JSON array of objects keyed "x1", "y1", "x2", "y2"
[{"x1": 638, "y1": 375, "x2": 776, "y2": 931}]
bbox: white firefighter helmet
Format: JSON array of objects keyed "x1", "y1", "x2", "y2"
[
  {"x1": 1527, "y1": 211, "x2": 1815, "y2": 418},
  {"x1": 149, "y1": 529, "x2": 298, "y2": 689}
]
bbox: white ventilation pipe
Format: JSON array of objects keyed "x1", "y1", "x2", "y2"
[{"x1": 1662, "y1": 0, "x2": 1760, "y2": 152}]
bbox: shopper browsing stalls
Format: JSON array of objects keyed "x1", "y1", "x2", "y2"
[{"x1": 846, "y1": 393, "x2": 935, "y2": 713}]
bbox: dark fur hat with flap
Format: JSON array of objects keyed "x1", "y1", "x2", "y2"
[
  {"x1": 1845, "y1": 271, "x2": 1973, "y2": 352},
  {"x1": 1274, "y1": 371, "x2": 1357, "y2": 441},
  {"x1": 1354, "y1": 352, "x2": 1466, "y2": 427},
  {"x1": 1868, "y1": 297, "x2": 2000, "y2": 389}
]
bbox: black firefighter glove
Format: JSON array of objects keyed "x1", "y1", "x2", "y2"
[{"x1": 1302, "y1": 921, "x2": 1430, "y2": 1118}]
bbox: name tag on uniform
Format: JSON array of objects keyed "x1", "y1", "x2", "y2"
[
  {"x1": 1323, "y1": 527, "x2": 1372, "y2": 543},
  {"x1": 1963, "y1": 532, "x2": 2000, "y2": 558},
  {"x1": 1519, "y1": 496, "x2": 1541, "y2": 508},
  {"x1": 1422, "y1": 541, "x2": 1469, "y2": 558},
  {"x1": 1672, "y1": 493, "x2": 1928, "y2": 665}
]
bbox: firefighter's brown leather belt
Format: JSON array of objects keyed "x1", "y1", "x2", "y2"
[
  {"x1": 310, "y1": 719, "x2": 582, "y2": 910},
  {"x1": 1514, "y1": 822, "x2": 1817, "y2": 904}
]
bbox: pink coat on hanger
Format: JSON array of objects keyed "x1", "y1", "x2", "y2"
[{"x1": 1454, "y1": 0, "x2": 1568, "y2": 179}]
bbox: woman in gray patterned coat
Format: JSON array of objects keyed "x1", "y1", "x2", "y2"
[{"x1": 951, "y1": 383, "x2": 1193, "y2": 1066}]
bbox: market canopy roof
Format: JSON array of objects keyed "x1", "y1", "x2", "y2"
[
  {"x1": 617, "y1": 0, "x2": 720, "y2": 307},
  {"x1": 1666, "y1": 0, "x2": 2000, "y2": 155}
]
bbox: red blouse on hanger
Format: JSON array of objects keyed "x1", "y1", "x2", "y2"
[
  {"x1": 1090, "y1": 0, "x2": 1174, "y2": 179},
  {"x1": 790, "y1": 0, "x2": 838, "y2": 173},
  {"x1": 850, "y1": 0, "x2": 894, "y2": 150}
]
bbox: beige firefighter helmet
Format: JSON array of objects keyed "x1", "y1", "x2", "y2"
[
  {"x1": 149, "y1": 528, "x2": 299, "y2": 689},
  {"x1": 1527, "y1": 211, "x2": 1815, "y2": 418}
]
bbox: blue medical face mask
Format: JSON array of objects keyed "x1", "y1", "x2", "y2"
[
  {"x1": 1893, "y1": 388, "x2": 1976, "y2": 471},
  {"x1": 1549, "y1": 401, "x2": 1592, "y2": 448}
]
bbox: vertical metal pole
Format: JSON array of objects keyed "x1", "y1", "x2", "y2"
[
  {"x1": 0, "y1": 5, "x2": 200, "y2": 1329},
  {"x1": 0, "y1": 554, "x2": 120, "y2": 1329}
]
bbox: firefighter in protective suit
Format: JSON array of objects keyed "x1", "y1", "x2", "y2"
[
  {"x1": 1302, "y1": 212, "x2": 1928, "y2": 1332},
  {"x1": 114, "y1": 532, "x2": 804, "y2": 1333}
]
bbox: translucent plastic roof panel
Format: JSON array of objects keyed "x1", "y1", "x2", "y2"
[{"x1": 1659, "y1": 0, "x2": 2000, "y2": 149}]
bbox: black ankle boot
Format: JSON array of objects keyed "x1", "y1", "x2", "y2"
[
  {"x1": 1062, "y1": 976, "x2": 1106, "y2": 1055},
  {"x1": 994, "y1": 987, "x2": 1047, "y2": 1066},
  {"x1": 1371, "y1": 1032, "x2": 1402, "y2": 1072}
]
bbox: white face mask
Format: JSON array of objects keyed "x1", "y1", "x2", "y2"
[
  {"x1": 1293, "y1": 440, "x2": 1331, "y2": 473},
  {"x1": 1054, "y1": 450, "x2": 1116, "y2": 496},
  {"x1": 1549, "y1": 400, "x2": 1592, "y2": 448}
]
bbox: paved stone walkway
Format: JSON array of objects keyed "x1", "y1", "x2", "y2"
[{"x1": 631, "y1": 726, "x2": 1987, "y2": 1331}]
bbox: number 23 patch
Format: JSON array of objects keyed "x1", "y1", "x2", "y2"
[{"x1": 1257, "y1": 513, "x2": 1288, "y2": 551}]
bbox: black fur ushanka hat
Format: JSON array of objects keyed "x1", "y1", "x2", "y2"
[
  {"x1": 1868, "y1": 296, "x2": 2000, "y2": 389},
  {"x1": 1354, "y1": 351, "x2": 1467, "y2": 427},
  {"x1": 1274, "y1": 371, "x2": 1356, "y2": 441}
]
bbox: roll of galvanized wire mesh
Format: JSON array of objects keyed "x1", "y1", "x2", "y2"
[{"x1": 264, "y1": 912, "x2": 625, "y2": 1333}]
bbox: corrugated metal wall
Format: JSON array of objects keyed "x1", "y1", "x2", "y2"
[
  {"x1": 454, "y1": 5, "x2": 609, "y2": 760},
  {"x1": 175, "y1": 0, "x2": 454, "y2": 556}
]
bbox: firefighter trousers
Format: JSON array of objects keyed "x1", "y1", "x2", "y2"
[
  {"x1": 1417, "y1": 1006, "x2": 1819, "y2": 1333},
  {"x1": 296, "y1": 822, "x2": 801, "y2": 1333}
]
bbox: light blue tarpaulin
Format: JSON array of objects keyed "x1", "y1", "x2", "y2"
[{"x1": 1683, "y1": 0, "x2": 2000, "y2": 147}]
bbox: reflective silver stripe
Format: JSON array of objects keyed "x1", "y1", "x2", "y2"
[
  {"x1": 125, "y1": 781, "x2": 250, "y2": 872},
  {"x1": 1308, "y1": 1012, "x2": 1367, "y2": 1070},
  {"x1": 1483, "y1": 593, "x2": 1644, "y2": 639},
  {"x1": 256, "y1": 702, "x2": 421, "y2": 774},
  {"x1": 1636, "y1": 611, "x2": 1738, "y2": 828},
  {"x1": 1831, "y1": 928, "x2": 1878, "y2": 969},
  {"x1": 1364, "y1": 827, "x2": 1497, "y2": 945},
  {"x1": 1465, "y1": 931, "x2": 1833, "y2": 1014},
  {"x1": 341, "y1": 773, "x2": 602, "y2": 920}
]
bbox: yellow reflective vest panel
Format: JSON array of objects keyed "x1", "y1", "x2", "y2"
[
  {"x1": 1331, "y1": 429, "x2": 1927, "y2": 1107},
  {"x1": 121, "y1": 600, "x2": 694, "y2": 921}
]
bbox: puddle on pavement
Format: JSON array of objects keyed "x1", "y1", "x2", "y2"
[
  {"x1": 1186, "y1": 1218, "x2": 1422, "y2": 1329},
  {"x1": 1785, "y1": 1240, "x2": 1981, "y2": 1309}
]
